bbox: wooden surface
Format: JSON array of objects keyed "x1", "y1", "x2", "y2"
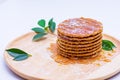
[{"x1": 4, "y1": 32, "x2": 120, "y2": 80}]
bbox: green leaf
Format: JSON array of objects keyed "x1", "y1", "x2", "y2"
[
  {"x1": 6, "y1": 48, "x2": 31, "y2": 61},
  {"x1": 49, "y1": 22, "x2": 56, "y2": 33},
  {"x1": 48, "y1": 18, "x2": 53, "y2": 26},
  {"x1": 48, "y1": 18, "x2": 56, "y2": 33},
  {"x1": 6, "y1": 48, "x2": 28, "y2": 57},
  {"x1": 38, "y1": 19, "x2": 46, "y2": 27},
  {"x1": 13, "y1": 54, "x2": 28, "y2": 61},
  {"x1": 32, "y1": 18, "x2": 56, "y2": 41},
  {"x1": 32, "y1": 27, "x2": 45, "y2": 33},
  {"x1": 33, "y1": 33, "x2": 47, "y2": 41},
  {"x1": 102, "y1": 40, "x2": 116, "y2": 51}
]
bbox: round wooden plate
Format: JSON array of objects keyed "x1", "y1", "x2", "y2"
[{"x1": 4, "y1": 32, "x2": 120, "y2": 80}]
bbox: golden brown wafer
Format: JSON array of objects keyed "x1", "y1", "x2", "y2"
[
  {"x1": 57, "y1": 37, "x2": 102, "y2": 47},
  {"x1": 57, "y1": 17, "x2": 103, "y2": 59},
  {"x1": 58, "y1": 32, "x2": 102, "y2": 41},
  {"x1": 57, "y1": 41, "x2": 102, "y2": 51},
  {"x1": 59, "y1": 50, "x2": 101, "y2": 59},
  {"x1": 57, "y1": 17, "x2": 103, "y2": 37},
  {"x1": 57, "y1": 44, "x2": 102, "y2": 54},
  {"x1": 57, "y1": 46, "x2": 102, "y2": 56}
]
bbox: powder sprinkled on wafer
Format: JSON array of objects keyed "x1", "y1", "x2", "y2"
[{"x1": 57, "y1": 17, "x2": 103, "y2": 59}]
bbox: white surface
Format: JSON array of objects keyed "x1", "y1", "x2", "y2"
[{"x1": 0, "y1": 0, "x2": 120, "y2": 80}]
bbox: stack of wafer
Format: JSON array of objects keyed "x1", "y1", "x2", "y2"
[{"x1": 57, "y1": 17, "x2": 103, "y2": 59}]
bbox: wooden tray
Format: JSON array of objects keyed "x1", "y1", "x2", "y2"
[{"x1": 4, "y1": 32, "x2": 120, "y2": 80}]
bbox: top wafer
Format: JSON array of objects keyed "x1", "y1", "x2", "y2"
[{"x1": 57, "y1": 17, "x2": 103, "y2": 37}]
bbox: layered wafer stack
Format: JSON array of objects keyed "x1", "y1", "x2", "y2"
[{"x1": 57, "y1": 17, "x2": 103, "y2": 59}]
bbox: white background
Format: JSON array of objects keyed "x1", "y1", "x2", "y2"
[{"x1": 0, "y1": 0, "x2": 120, "y2": 80}]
